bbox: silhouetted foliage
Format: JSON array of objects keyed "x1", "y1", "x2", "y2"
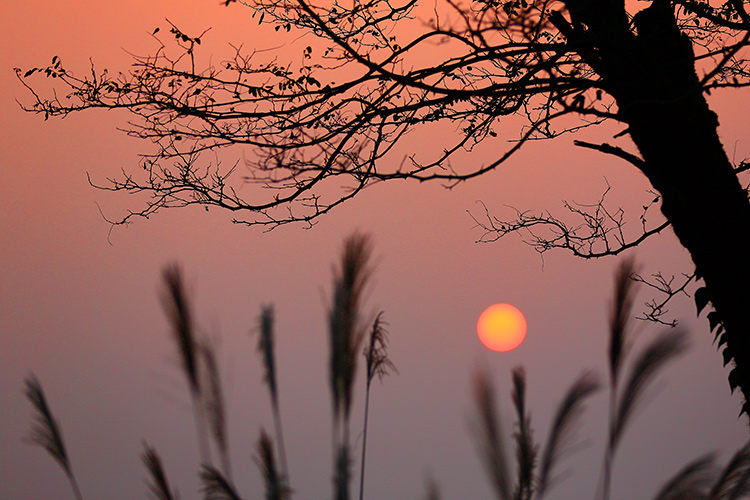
[
  {"x1": 16, "y1": 0, "x2": 750, "y2": 420},
  {"x1": 22, "y1": 238, "x2": 750, "y2": 500}
]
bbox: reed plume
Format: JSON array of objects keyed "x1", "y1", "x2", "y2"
[
  {"x1": 473, "y1": 366, "x2": 600, "y2": 500},
  {"x1": 161, "y1": 264, "x2": 211, "y2": 465},
  {"x1": 471, "y1": 365, "x2": 511, "y2": 500},
  {"x1": 328, "y1": 232, "x2": 373, "y2": 500},
  {"x1": 25, "y1": 374, "x2": 83, "y2": 500},
  {"x1": 329, "y1": 233, "x2": 371, "y2": 427},
  {"x1": 510, "y1": 368, "x2": 536, "y2": 500},
  {"x1": 601, "y1": 259, "x2": 688, "y2": 500},
  {"x1": 24, "y1": 251, "x2": 750, "y2": 500},
  {"x1": 610, "y1": 331, "x2": 688, "y2": 450},
  {"x1": 363, "y1": 312, "x2": 397, "y2": 386},
  {"x1": 257, "y1": 305, "x2": 278, "y2": 405},
  {"x1": 200, "y1": 465, "x2": 243, "y2": 500},
  {"x1": 608, "y1": 258, "x2": 637, "y2": 390},
  {"x1": 255, "y1": 428, "x2": 289, "y2": 500},
  {"x1": 256, "y1": 304, "x2": 289, "y2": 482},
  {"x1": 162, "y1": 264, "x2": 200, "y2": 396},
  {"x1": 652, "y1": 454, "x2": 716, "y2": 500},
  {"x1": 707, "y1": 441, "x2": 750, "y2": 500},
  {"x1": 142, "y1": 442, "x2": 176, "y2": 500},
  {"x1": 358, "y1": 312, "x2": 397, "y2": 500},
  {"x1": 648, "y1": 441, "x2": 750, "y2": 500},
  {"x1": 200, "y1": 339, "x2": 231, "y2": 478},
  {"x1": 537, "y1": 371, "x2": 600, "y2": 498}
]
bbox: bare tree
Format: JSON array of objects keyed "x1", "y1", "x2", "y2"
[{"x1": 16, "y1": 0, "x2": 750, "y2": 419}]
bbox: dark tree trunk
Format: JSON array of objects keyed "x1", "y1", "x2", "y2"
[
  {"x1": 563, "y1": 0, "x2": 750, "y2": 420},
  {"x1": 628, "y1": 87, "x2": 750, "y2": 419}
]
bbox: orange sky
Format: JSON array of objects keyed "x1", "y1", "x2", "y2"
[{"x1": 2, "y1": 2, "x2": 749, "y2": 500}]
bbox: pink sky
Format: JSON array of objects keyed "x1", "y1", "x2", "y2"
[{"x1": 2, "y1": 2, "x2": 749, "y2": 500}]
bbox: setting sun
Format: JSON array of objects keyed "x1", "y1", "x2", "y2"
[{"x1": 477, "y1": 303, "x2": 527, "y2": 352}]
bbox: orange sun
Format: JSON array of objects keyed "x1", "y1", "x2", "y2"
[{"x1": 477, "y1": 303, "x2": 527, "y2": 352}]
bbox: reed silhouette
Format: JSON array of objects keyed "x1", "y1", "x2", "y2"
[
  {"x1": 24, "y1": 375, "x2": 83, "y2": 500},
  {"x1": 24, "y1": 241, "x2": 750, "y2": 500},
  {"x1": 18, "y1": 0, "x2": 750, "y2": 416},
  {"x1": 359, "y1": 312, "x2": 397, "y2": 500},
  {"x1": 161, "y1": 264, "x2": 212, "y2": 467},
  {"x1": 328, "y1": 233, "x2": 375, "y2": 500},
  {"x1": 142, "y1": 442, "x2": 177, "y2": 500},
  {"x1": 256, "y1": 305, "x2": 289, "y2": 485},
  {"x1": 468, "y1": 259, "x2": 748, "y2": 500}
]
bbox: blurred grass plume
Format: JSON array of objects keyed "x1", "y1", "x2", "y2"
[{"x1": 23, "y1": 240, "x2": 750, "y2": 500}]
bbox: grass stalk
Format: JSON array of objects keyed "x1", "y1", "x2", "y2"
[
  {"x1": 358, "y1": 312, "x2": 396, "y2": 500},
  {"x1": 25, "y1": 375, "x2": 83, "y2": 500},
  {"x1": 161, "y1": 264, "x2": 212, "y2": 466},
  {"x1": 142, "y1": 443, "x2": 176, "y2": 500},
  {"x1": 536, "y1": 370, "x2": 600, "y2": 498},
  {"x1": 26, "y1": 248, "x2": 750, "y2": 500},
  {"x1": 601, "y1": 259, "x2": 688, "y2": 500},
  {"x1": 201, "y1": 339, "x2": 231, "y2": 478},
  {"x1": 707, "y1": 441, "x2": 750, "y2": 500},
  {"x1": 471, "y1": 365, "x2": 511, "y2": 500},
  {"x1": 255, "y1": 429, "x2": 289, "y2": 500},
  {"x1": 601, "y1": 258, "x2": 637, "y2": 500},
  {"x1": 257, "y1": 304, "x2": 289, "y2": 482},
  {"x1": 510, "y1": 368, "x2": 536, "y2": 500},
  {"x1": 200, "y1": 464, "x2": 243, "y2": 500},
  {"x1": 328, "y1": 232, "x2": 373, "y2": 500},
  {"x1": 358, "y1": 384, "x2": 372, "y2": 500}
]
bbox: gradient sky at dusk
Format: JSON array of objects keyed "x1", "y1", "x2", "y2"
[{"x1": 2, "y1": 2, "x2": 749, "y2": 500}]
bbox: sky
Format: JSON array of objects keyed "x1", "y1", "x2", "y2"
[{"x1": 1, "y1": 1, "x2": 749, "y2": 500}]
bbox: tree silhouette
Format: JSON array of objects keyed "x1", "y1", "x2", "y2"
[{"x1": 16, "y1": 0, "x2": 750, "y2": 419}]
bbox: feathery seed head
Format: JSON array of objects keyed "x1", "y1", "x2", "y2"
[
  {"x1": 161, "y1": 264, "x2": 201, "y2": 396},
  {"x1": 609, "y1": 258, "x2": 638, "y2": 387},
  {"x1": 25, "y1": 375, "x2": 71, "y2": 475},
  {"x1": 364, "y1": 311, "x2": 397, "y2": 385},
  {"x1": 257, "y1": 304, "x2": 278, "y2": 403},
  {"x1": 329, "y1": 233, "x2": 373, "y2": 421}
]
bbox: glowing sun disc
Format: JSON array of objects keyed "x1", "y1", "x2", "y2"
[{"x1": 477, "y1": 303, "x2": 527, "y2": 352}]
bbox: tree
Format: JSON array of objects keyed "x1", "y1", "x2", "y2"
[{"x1": 16, "y1": 0, "x2": 750, "y2": 419}]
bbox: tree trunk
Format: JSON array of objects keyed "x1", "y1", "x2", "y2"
[
  {"x1": 564, "y1": 0, "x2": 750, "y2": 420},
  {"x1": 628, "y1": 88, "x2": 750, "y2": 420}
]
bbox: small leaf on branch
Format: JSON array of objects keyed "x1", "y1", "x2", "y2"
[
  {"x1": 723, "y1": 347, "x2": 734, "y2": 366},
  {"x1": 708, "y1": 311, "x2": 722, "y2": 333},
  {"x1": 694, "y1": 287, "x2": 710, "y2": 316}
]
